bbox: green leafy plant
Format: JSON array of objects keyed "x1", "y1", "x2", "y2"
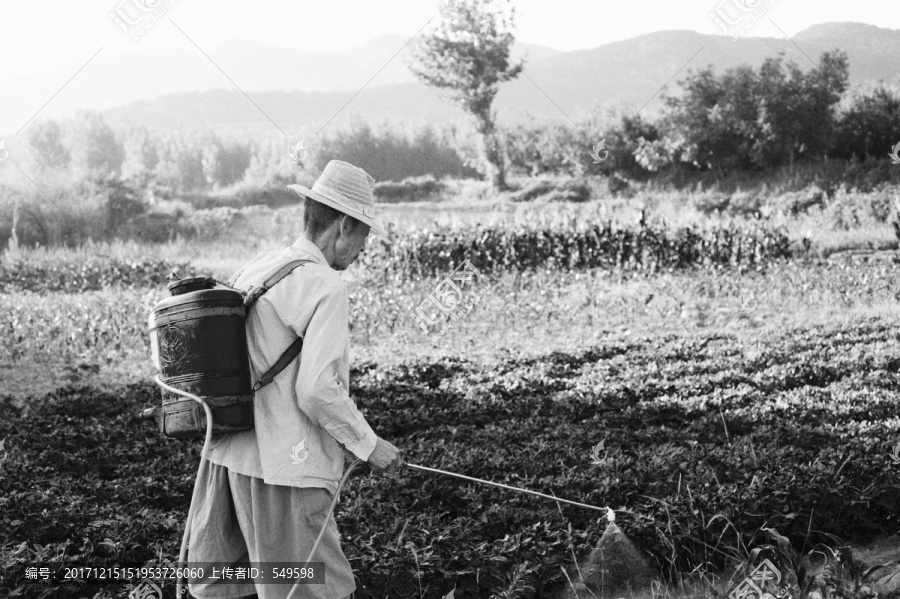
[{"x1": 726, "y1": 528, "x2": 900, "y2": 599}]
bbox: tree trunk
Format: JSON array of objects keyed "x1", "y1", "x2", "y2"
[
  {"x1": 488, "y1": 129, "x2": 508, "y2": 192},
  {"x1": 474, "y1": 111, "x2": 509, "y2": 194},
  {"x1": 7, "y1": 197, "x2": 19, "y2": 253},
  {"x1": 788, "y1": 132, "x2": 800, "y2": 172}
]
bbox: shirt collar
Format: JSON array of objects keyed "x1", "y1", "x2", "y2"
[{"x1": 290, "y1": 235, "x2": 329, "y2": 266}]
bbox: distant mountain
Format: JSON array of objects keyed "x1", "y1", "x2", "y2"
[
  {"x1": 2, "y1": 23, "x2": 898, "y2": 135},
  {"x1": 793, "y1": 22, "x2": 900, "y2": 81},
  {"x1": 0, "y1": 35, "x2": 559, "y2": 134},
  {"x1": 492, "y1": 23, "x2": 900, "y2": 123},
  {"x1": 199, "y1": 35, "x2": 562, "y2": 93}
]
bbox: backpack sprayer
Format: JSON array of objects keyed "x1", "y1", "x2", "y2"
[{"x1": 141, "y1": 264, "x2": 621, "y2": 599}]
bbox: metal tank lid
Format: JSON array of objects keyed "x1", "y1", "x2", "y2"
[{"x1": 167, "y1": 276, "x2": 217, "y2": 296}]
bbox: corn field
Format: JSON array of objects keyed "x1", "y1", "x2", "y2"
[
  {"x1": 352, "y1": 220, "x2": 791, "y2": 279},
  {"x1": 0, "y1": 221, "x2": 792, "y2": 293}
]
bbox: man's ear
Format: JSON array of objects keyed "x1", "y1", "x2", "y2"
[
  {"x1": 339, "y1": 215, "x2": 363, "y2": 238},
  {"x1": 335, "y1": 214, "x2": 348, "y2": 239}
]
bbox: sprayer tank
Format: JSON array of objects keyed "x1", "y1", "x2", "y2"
[{"x1": 148, "y1": 277, "x2": 254, "y2": 437}]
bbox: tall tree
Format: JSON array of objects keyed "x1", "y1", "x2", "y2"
[
  {"x1": 663, "y1": 51, "x2": 848, "y2": 173},
  {"x1": 664, "y1": 65, "x2": 763, "y2": 173},
  {"x1": 68, "y1": 110, "x2": 125, "y2": 179},
  {"x1": 831, "y1": 82, "x2": 900, "y2": 161},
  {"x1": 755, "y1": 51, "x2": 848, "y2": 169},
  {"x1": 407, "y1": 0, "x2": 524, "y2": 192},
  {"x1": 122, "y1": 126, "x2": 160, "y2": 180},
  {"x1": 24, "y1": 119, "x2": 70, "y2": 173}
]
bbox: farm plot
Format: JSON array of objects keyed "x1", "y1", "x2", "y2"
[{"x1": 1, "y1": 317, "x2": 899, "y2": 598}]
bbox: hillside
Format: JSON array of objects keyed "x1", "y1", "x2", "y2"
[
  {"x1": 103, "y1": 22, "x2": 900, "y2": 131},
  {"x1": 1, "y1": 23, "x2": 898, "y2": 135}
]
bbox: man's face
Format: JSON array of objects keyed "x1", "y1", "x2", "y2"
[{"x1": 332, "y1": 217, "x2": 370, "y2": 271}]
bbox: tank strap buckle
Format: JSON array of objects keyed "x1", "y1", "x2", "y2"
[
  {"x1": 242, "y1": 259, "x2": 313, "y2": 308},
  {"x1": 243, "y1": 285, "x2": 269, "y2": 306}
]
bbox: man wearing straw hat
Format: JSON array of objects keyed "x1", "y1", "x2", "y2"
[{"x1": 187, "y1": 160, "x2": 402, "y2": 599}]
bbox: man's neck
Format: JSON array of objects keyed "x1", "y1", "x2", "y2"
[{"x1": 302, "y1": 230, "x2": 336, "y2": 269}]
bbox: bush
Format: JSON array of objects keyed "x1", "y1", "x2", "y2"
[
  {"x1": 504, "y1": 119, "x2": 590, "y2": 177},
  {"x1": 509, "y1": 178, "x2": 591, "y2": 204},
  {"x1": 235, "y1": 184, "x2": 302, "y2": 209},
  {"x1": 314, "y1": 119, "x2": 477, "y2": 182},
  {"x1": 118, "y1": 212, "x2": 192, "y2": 244},
  {"x1": 604, "y1": 114, "x2": 663, "y2": 180},
  {"x1": 503, "y1": 109, "x2": 652, "y2": 179},
  {"x1": 692, "y1": 191, "x2": 733, "y2": 216},
  {"x1": 0, "y1": 176, "x2": 135, "y2": 249},
  {"x1": 726, "y1": 189, "x2": 765, "y2": 218},
  {"x1": 0, "y1": 255, "x2": 195, "y2": 292},
  {"x1": 373, "y1": 174, "x2": 446, "y2": 203},
  {"x1": 608, "y1": 173, "x2": 631, "y2": 196},
  {"x1": 509, "y1": 179, "x2": 556, "y2": 203},
  {"x1": 182, "y1": 207, "x2": 243, "y2": 239},
  {"x1": 867, "y1": 186, "x2": 896, "y2": 223},
  {"x1": 784, "y1": 186, "x2": 827, "y2": 216},
  {"x1": 551, "y1": 179, "x2": 591, "y2": 203},
  {"x1": 839, "y1": 160, "x2": 900, "y2": 193}
]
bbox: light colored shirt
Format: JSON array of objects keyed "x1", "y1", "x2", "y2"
[{"x1": 204, "y1": 236, "x2": 378, "y2": 493}]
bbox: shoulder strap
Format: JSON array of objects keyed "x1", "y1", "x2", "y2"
[
  {"x1": 253, "y1": 336, "x2": 304, "y2": 392},
  {"x1": 227, "y1": 247, "x2": 281, "y2": 287},
  {"x1": 243, "y1": 259, "x2": 313, "y2": 307},
  {"x1": 227, "y1": 265, "x2": 246, "y2": 287},
  {"x1": 245, "y1": 258, "x2": 315, "y2": 391}
]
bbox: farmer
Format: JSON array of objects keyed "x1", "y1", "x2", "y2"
[{"x1": 187, "y1": 159, "x2": 403, "y2": 599}]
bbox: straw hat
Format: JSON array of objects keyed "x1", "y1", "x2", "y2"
[{"x1": 287, "y1": 160, "x2": 389, "y2": 242}]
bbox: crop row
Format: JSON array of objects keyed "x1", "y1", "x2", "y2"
[
  {"x1": 4, "y1": 256, "x2": 900, "y2": 368},
  {"x1": 0, "y1": 221, "x2": 792, "y2": 293},
  {"x1": 361, "y1": 221, "x2": 792, "y2": 278}
]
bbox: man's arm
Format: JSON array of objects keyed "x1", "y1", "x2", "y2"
[{"x1": 291, "y1": 280, "x2": 378, "y2": 461}]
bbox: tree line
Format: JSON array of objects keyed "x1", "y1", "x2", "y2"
[
  {"x1": 404, "y1": 0, "x2": 899, "y2": 190},
  {"x1": 7, "y1": 54, "x2": 898, "y2": 198}
]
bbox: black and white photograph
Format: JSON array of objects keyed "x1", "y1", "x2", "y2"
[{"x1": 1, "y1": 1, "x2": 899, "y2": 598}]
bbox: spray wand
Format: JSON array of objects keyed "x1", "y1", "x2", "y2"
[{"x1": 404, "y1": 462, "x2": 613, "y2": 518}]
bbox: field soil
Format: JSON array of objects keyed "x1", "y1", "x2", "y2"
[{"x1": 2, "y1": 314, "x2": 900, "y2": 598}]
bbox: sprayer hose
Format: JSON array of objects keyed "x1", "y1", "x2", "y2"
[{"x1": 154, "y1": 376, "x2": 350, "y2": 599}]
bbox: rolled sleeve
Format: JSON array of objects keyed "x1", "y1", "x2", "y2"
[{"x1": 292, "y1": 280, "x2": 379, "y2": 461}]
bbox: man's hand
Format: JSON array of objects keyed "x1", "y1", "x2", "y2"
[{"x1": 367, "y1": 437, "x2": 403, "y2": 476}]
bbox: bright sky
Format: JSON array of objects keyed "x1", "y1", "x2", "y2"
[{"x1": 0, "y1": 0, "x2": 896, "y2": 79}]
